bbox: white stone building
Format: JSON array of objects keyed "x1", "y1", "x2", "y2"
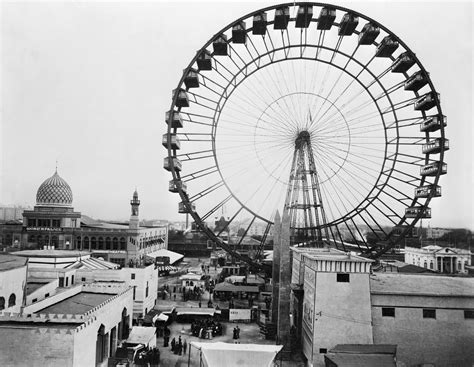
[
  {"x1": 404, "y1": 245, "x2": 472, "y2": 273},
  {"x1": 0, "y1": 283, "x2": 134, "y2": 367},
  {"x1": 76, "y1": 263, "x2": 158, "y2": 321},
  {"x1": 0, "y1": 254, "x2": 28, "y2": 313},
  {"x1": 291, "y1": 248, "x2": 374, "y2": 367},
  {"x1": 291, "y1": 247, "x2": 474, "y2": 367}
]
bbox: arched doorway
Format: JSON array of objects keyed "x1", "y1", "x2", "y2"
[
  {"x1": 118, "y1": 308, "x2": 129, "y2": 340},
  {"x1": 95, "y1": 324, "x2": 108, "y2": 365}
]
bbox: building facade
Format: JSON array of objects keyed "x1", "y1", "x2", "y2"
[
  {"x1": 0, "y1": 283, "x2": 133, "y2": 367},
  {"x1": 291, "y1": 248, "x2": 374, "y2": 367},
  {"x1": 0, "y1": 206, "x2": 30, "y2": 221},
  {"x1": 426, "y1": 226, "x2": 451, "y2": 239},
  {"x1": 371, "y1": 273, "x2": 474, "y2": 367},
  {"x1": 291, "y1": 247, "x2": 474, "y2": 367},
  {"x1": 0, "y1": 170, "x2": 168, "y2": 268},
  {"x1": 77, "y1": 264, "x2": 158, "y2": 321},
  {"x1": 405, "y1": 245, "x2": 472, "y2": 273},
  {"x1": 0, "y1": 254, "x2": 28, "y2": 313}
]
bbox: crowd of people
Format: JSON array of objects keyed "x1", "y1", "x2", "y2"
[
  {"x1": 170, "y1": 335, "x2": 187, "y2": 356},
  {"x1": 191, "y1": 318, "x2": 223, "y2": 338}
]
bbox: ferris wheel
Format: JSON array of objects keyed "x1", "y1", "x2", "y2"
[{"x1": 163, "y1": 2, "x2": 448, "y2": 268}]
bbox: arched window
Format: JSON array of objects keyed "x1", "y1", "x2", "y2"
[
  {"x1": 91, "y1": 237, "x2": 97, "y2": 250},
  {"x1": 429, "y1": 261, "x2": 434, "y2": 269},
  {"x1": 458, "y1": 261, "x2": 462, "y2": 271},
  {"x1": 98, "y1": 237, "x2": 104, "y2": 250},
  {"x1": 8, "y1": 294, "x2": 16, "y2": 308},
  {"x1": 105, "y1": 237, "x2": 111, "y2": 250},
  {"x1": 51, "y1": 236, "x2": 58, "y2": 247},
  {"x1": 76, "y1": 237, "x2": 82, "y2": 250},
  {"x1": 0, "y1": 297, "x2": 5, "y2": 310},
  {"x1": 112, "y1": 237, "x2": 119, "y2": 250},
  {"x1": 423, "y1": 261, "x2": 427, "y2": 268},
  {"x1": 120, "y1": 237, "x2": 126, "y2": 250},
  {"x1": 84, "y1": 236, "x2": 90, "y2": 250},
  {"x1": 29, "y1": 235, "x2": 36, "y2": 243}
]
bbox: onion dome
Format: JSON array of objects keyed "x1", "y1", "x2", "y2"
[{"x1": 36, "y1": 170, "x2": 73, "y2": 206}]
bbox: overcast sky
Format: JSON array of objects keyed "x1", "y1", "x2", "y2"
[{"x1": 1, "y1": 1, "x2": 472, "y2": 229}]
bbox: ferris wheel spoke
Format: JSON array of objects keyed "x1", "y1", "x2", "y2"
[
  {"x1": 358, "y1": 207, "x2": 390, "y2": 237},
  {"x1": 200, "y1": 194, "x2": 234, "y2": 221},
  {"x1": 255, "y1": 222, "x2": 273, "y2": 259},
  {"x1": 388, "y1": 152, "x2": 425, "y2": 164},
  {"x1": 386, "y1": 156, "x2": 424, "y2": 167},
  {"x1": 369, "y1": 198, "x2": 401, "y2": 225},
  {"x1": 348, "y1": 218, "x2": 370, "y2": 249},
  {"x1": 197, "y1": 76, "x2": 226, "y2": 98},
  {"x1": 313, "y1": 55, "x2": 376, "y2": 125},
  {"x1": 382, "y1": 168, "x2": 419, "y2": 187},
  {"x1": 380, "y1": 181, "x2": 414, "y2": 202},
  {"x1": 187, "y1": 180, "x2": 226, "y2": 203},
  {"x1": 165, "y1": 3, "x2": 446, "y2": 267},
  {"x1": 176, "y1": 149, "x2": 214, "y2": 162},
  {"x1": 378, "y1": 188, "x2": 411, "y2": 208},
  {"x1": 216, "y1": 207, "x2": 244, "y2": 237},
  {"x1": 177, "y1": 132, "x2": 212, "y2": 142},
  {"x1": 309, "y1": 44, "x2": 360, "y2": 125},
  {"x1": 319, "y1": 166, "x2": 358, "y2": 221},
  {"x1": 373, "y1": 80, "x2": 406, "y2": 101},
  {"x1": 180, "y1": 166, "x2": 218, "y2": 182},
  {"x1": 181, "y1": 115, "x2": 214, "y2": 127}
]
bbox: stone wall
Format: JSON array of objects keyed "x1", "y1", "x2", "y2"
[
  {"x1": 372, "y1": 293, "x2": 474, "y2": 366},
  {"x1": 0, "y1": 264, "x2": 27, "y2": 313}
]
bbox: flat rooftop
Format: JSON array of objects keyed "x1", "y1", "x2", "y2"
[
  {"x1": 12, "y1": 249, "x2": 91, "y2": 258},
  {"x1": 37, "y1": 292, "x2": 114, "y2": 315},
  {"x1": 292, "y1": 247, "x2": 373, "y2": 262},
  {"x1": 0, "y1": 254, "x2": 28, "y2": 271},
  {"x1": 26, "y1": 280, "x2": 51, "y2": 295},
  {"x1": 370, "y1": 273, "x2": 474, "y2": 297}
]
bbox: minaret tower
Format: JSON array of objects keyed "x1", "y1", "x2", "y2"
[{"x1": 129, "y1": 189, "x2": 140, "y2": 230}]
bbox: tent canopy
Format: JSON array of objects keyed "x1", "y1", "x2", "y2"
[
  {"x1": 126, "y1": 327, "x2": 156, "y2": 348},
  {"x1": 214, "y1": 282, "x2": 260, "y2": 293},
  {"x1": 152, "y1": 313, "x2": 169, "y2": 323},
  {"x1": 176, "y1": 307, "x2": 219, "y2": 316},
  {"x1": 145, "y1": 248, "x2": 184, "y2": 264},
  {"x1": 190, "y1": 342, "x2": 282, "y2": 367}
]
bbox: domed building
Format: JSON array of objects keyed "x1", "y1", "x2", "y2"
[
  {"x1": 22, "y1": 169, "x2": 81, "y2": 249},
  {"x1": 1, "y1": 169, "x2": 169, "y2": 268}
]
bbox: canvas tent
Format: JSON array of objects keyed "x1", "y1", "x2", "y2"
[
  {"x1": 126, "y1": 326, "x2": 157, "y2": 348},
  {"x1": 190, "y1": 342, "x2": 282, "y2": 367}
]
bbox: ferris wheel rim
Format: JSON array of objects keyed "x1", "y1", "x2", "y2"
[{"x1": 165, "y1": 2, "x2": 447, "y2": 262}]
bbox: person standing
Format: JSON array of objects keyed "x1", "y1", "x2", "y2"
[
  {"x1": 183, "y1": 339, "x2": 188, "y2": 354},
  {"x1": 171, "y1": 337, "x2": 176, "y2": 352}
]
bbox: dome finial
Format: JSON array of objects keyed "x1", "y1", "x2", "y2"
[{"x1": 55, "y1": 159, "x2": 58, "y2": 174}]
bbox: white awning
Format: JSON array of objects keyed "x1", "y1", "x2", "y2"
[
  {"x1": 152, "y1": 313, "x2": 169, "y2": 323},
  {"x1": 190, "y1": 342, "x2": 282, "y2": 367},
  {"x1": 145, "y1": 249, "x2": 184, "y2": 264},
  {"x1": 126, "y1": 327, "x2": 156, "y2": 348}
]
